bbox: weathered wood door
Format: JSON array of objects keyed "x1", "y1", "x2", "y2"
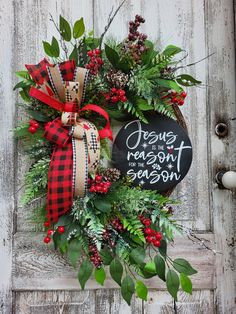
[{"x1": 0, "y1": 0, "x2": 235, "y2": 313}]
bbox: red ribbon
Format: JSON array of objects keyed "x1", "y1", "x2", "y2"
[{"x1": 29, "y1": 86, "x2": 113, "y2": 141}]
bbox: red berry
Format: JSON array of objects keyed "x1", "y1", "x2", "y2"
[
  {"x1": 120, "y1": 95, "x2": 127, "y2": 102},
  {"x1": 29, "y1": 119, "x2": 37, "y2": 126},
  {"x1": 96, "y1": 57, "x2": 103, "y2": 65},
  {"x1": 102, "y1": 187, "x2": 108, "y2": 193},
  {"x1": 58, "y1": 226, "x2": 65, "y2": 234},
  {"x1": 28, "y1": 126, "x2": 37, "y2": 134},
  {"x1": 94, "y1": 48, "x2": 101, "y2": 55},
  {"x1": 146, "y1": 235, "x2": 153, "y2": 243},
  {"x1": 181, "y1": 91, "x2": 187, "y2": 98},
  {"x1": 44, "y1": 236, "x2": 51, "y2": 244},
  {"x1": 153, "y1": 240, "x2": 161, "y2": 247},
  {"x1": 171, "y1": 97, "x2": 178, "y2": 104},
  {"x1": 89, "y1": 185, "x2": 96, "y2": 193},
  {"x1": 47, "y1": 229, "x2": 54, "y2": 236},
  {"x1": 178, "y1": 99, "x2": 184, "y2": 106},
  {"x1": 105, "y1": 94, "x2": 110, "y2": 100},
  {"x1": 144, "y1": 228, "x2": 152, "y2": 235},
  {"x1": 96, "y1": 186, "x2": 102, "y2": 192},
  {"x1": 87, "y1": 50, "x2": 93, "y2": 57},
  {"x1": 111, "y1": 96, "x2": 119, "y2": 103},
  {"x1": 89, "y1": 62, "x2": 95, "y2": 68},
  {"x1": 105, "y1": 181, "x2": 111, "y2": 187},
  {"x1": 111, "y1": 87, "x2": 117, "y2": 93},
  {"x1": 118, "y1": 89, "x2": 126, "y2": 96},
  {"x1": 44, "y1": 221, "x2": 50, "y2": 228},
  {"x1": 143, "y1": 219, "x2": 151, "y2": 227},
  {"x1": 95, "y1": 175, "x2": 102, "y2": 182},
  {"x1": 33, "y1": 122, "x2": 39, "y2": 129},
  {"x1": 171, "y1": 91, "x2": 177, "y2": 97},
  {"x1": 155, "y1": 233, "x2": 162, "y2": 241}
]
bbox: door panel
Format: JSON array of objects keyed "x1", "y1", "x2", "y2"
[{"x1": 0, "y1": 0, "x2": 234, "y2": 313}]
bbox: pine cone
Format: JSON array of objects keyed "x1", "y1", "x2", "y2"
[
  {"x1": 103, "y1": 168, "x2": 121, "y2": 182},
  {"x1": 105, "y1": 69, "x2": 129, "y2": 89}
]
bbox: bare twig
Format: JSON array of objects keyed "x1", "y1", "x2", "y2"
[
  {"x1": 174, "y1": 52, "x2": 216, "y2": 71},
  {"x1": 99, "y1": 0, "x2": 127, "y2": 49},
  {"x1": 49, "y1": 13, "x2": 69, "y2": 59}
]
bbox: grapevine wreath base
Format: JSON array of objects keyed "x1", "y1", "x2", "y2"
[{"x1": 14, "y1": 12, "x2": 202, "y2": 305}]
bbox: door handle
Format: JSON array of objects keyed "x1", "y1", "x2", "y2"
[{"x1": 216, "y1": 171, "x2": 236, "y2": 189}]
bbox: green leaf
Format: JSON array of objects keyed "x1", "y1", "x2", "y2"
[
  {"x1": 51, "y1": 36, "x2": 60, "y2": 58},
  {"x1": 154, "y1": 255, "x2": 166, "y2": 281},
  {"x1": 180, "y1": 273, "x2": 192, "y2": 294},
  {"x1": 156, "y1": 78, "x2": 182, "y2": 92},
  {"x1": 43, "y1": 41, "x2": 54, "y2": 57},
  {"x1": 166, "y1": 269, "x2": 180, "y2": 301},
  {"x1": 15, "y1": 70, "x2": 31, "y2": 80},
  {"x1": 73, "y1": 18, "x2": 85, "y2": 38},
  {"x1": 158, "y1": 239, "x2": 167, "y2": 258},
  {"x1": 110, "y1": 258, "x2": 123, "y2": 286},
  {"x1": 163, "y1": 45, "x2": 182, "y2": 57},
  {"x1": 105, "y1": 44, "x2": 120, "y2": 68},
  {"x1": 94, "y1": 267, "x2": 106, "y2": 286},
  {"x1": 26, "y1": 109, "x2": 50, "y2": 122},
  {"x1": 67, "y1": 238, "x2": 82, "y2": 267},
  {"x1": 176, "y1": 74, "x2": 202, "y2": 86},
  {"x1": 99, "y1": 248, "x2": 113, "y2": 265},
  {"x1": 121, "y1": 275, "x2": 135, "y2": 305},
  {"x1": 19, "y1": 89, "x2": 31, "y2": 102},
  {"x1": 144, "y1": 261, "x2": 156, "y2": 274},
  {"x1": 69, "y1": 46, "x2": 78, "y2": 65},
  {"x1": 78, "y1": 259, "x2": 93, "y2": 289},
  {"x1": 129, "y1": 247, "x2": 145, "y2": 266},
  {"x1": 93, "y1": 198, "x2": 112, "y2": 213},
  {"x1": 137, "y1": 99, "x2": 154, "y2": 111},
  {"x1": 135, "y1": 280, "x2": 148, "y2": 301},
  {"x1": 173, "y1": 258, "x2": 197, "y2": 276},
  {"x1": 138, "y1": 268, "x2": 157, "y2": 279},
  {"x1": 59, "y1": 15, "x2": 72, "y2": 41}
]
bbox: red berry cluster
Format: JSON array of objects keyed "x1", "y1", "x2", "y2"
[
  {"x1": 139, "y1": 215, "x2": 162, "y2": 247},
  {"x1": 43, "y1": 224, "x2": 65, "y2": 244},
  {"x1": 28, "y1": 119, "x2": 40, "y2": 134},
  {"x1": 162, "y1": 90, "x2": 187, "y2": 106},
  {"x1": 88, "y1": 174, "x2": 111, "y2": 194},
  {"x1": 102, "y1": 229, "x2": 110, "y2": 241},
  {"x1": 89, "y1": 243, "x2": 102, "y2": 268},
  {"x1": 104, "y1": 88, "x2": 127, "y2": 103},
  {"x1": 111, "y1": 217, "x2": 125, "y2": 232},
  {"x1": 85, "y1": 48, "x2": 103, "y2": 75}
]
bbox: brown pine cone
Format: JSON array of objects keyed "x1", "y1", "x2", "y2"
[
  {"x1": 103, "y1": 168, "x2": 121, "y2": 182},
  {"x1": 104, "y1": 69, "x2": 129, "y2": 89}
]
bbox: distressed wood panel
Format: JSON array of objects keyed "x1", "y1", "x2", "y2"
[
  {"x1": 206, "y1": 0, "x2": 236, "y2": 312},
  {"x1": 12, "y1": 232, "x2": 215, "y2": 291},
  {"x1": 13, "y1": 289, "x2": 213, "y2": 314},
  {"x1": 0, "y1": 0, "x2": 15, "y2": 313},
  {"x1": 94, "y1": 0, "x2": 210, "y2": 230}
]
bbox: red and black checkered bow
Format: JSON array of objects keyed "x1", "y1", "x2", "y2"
[{"x1": 27, "y1": 59, "x2": 112, "y2": 223}]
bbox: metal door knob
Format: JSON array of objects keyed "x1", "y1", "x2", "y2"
[{"x1": 216, "y1": 171, "x2": 236, "y2": 189}]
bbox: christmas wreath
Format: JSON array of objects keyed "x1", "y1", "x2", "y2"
[{"x1": 14, "y1": 10, "x2": 202, "y2": 305}]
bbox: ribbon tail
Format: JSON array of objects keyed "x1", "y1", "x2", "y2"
[{"x1": 29, "y1": 86, "x2": 64, "y2": 111}]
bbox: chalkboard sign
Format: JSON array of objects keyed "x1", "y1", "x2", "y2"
[{"x1": 112, "y1": 114, "x2": 192, "y2": 192}]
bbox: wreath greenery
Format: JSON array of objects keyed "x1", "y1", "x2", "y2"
[{"x1": 14, "y1": 12, "x2": 201, "y2": 305}]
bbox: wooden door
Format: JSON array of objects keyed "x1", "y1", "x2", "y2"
[{"x1": 0, "y1": 0, "x2": 235, "y2": 313}]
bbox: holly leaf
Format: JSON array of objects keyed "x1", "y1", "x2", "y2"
[
  {"x1": 166, "y1": 269, "x2": 179, "y2": 301},
  {"x1": 78, "y1": 259, "x2": 93, "y2": 289},
  {"x1": 135, "y1": 280, "x2": 148, "y2": 301},
  {"x1": 67, "y1": 238, "x2": 82, "y2": 267},
  {"x1": 51, "y1": 36, "x2": 60, "y2": 58},
  {"x1": 121, "y1": 275, "x2": 135, "y2": 305},
  {"x1": 173, "y1": 258, "x2": 197, "y2": 276},
  {"x1": 73, "y1": 18, "x2": 85, "y2": 38},
  {"x1": 176, "y1": 74, "x2": 202, "y2": 86},
  {"x1": 59, "y1": 15, "x2": 72, "y2": 41},
  {"x1": 110, "y1": 258, "x2": 123, "y2": 286},
  {"x1": 180, "y1": 273, "x2": 192, "y2": 294},
  {"x1": 154, "y1": 254, "x2": 166, "y2": 282},
  {"x1": 94, "y1": 267, "x2": 106, "y2": 286},
  {"x1": 99, "y1": 248, "x2": 113, "y2": 265},
  {"x1": 129, "y1": 247, "x2": 145, "y2": 266}
]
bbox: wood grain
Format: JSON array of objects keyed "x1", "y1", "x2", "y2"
[
  {"x1": 12, "y1": 232, "x2": 215, "y2": 291},
  {"x1": 206, "y1": 0, "x2": 236, "y2": 312},
  {"x1": 0, "y1": 1, "x2": 15, "y2": 313}
]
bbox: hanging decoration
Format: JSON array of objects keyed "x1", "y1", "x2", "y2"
[{"x1": 14, "y1": 11, "x2": 202, "y2": 305}]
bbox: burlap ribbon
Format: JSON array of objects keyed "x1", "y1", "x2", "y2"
[{"x1": 27, "y1": 60, "x2": 112, "y2": 222}]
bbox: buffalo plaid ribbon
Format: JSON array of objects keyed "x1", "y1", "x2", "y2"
[{"x1": 27, "y1": 59, "x2": 112, "y2": 223}]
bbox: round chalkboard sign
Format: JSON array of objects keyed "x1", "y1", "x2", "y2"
[{"x1": 112, "y1": 114, "x2": 192, "y2": 192}]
